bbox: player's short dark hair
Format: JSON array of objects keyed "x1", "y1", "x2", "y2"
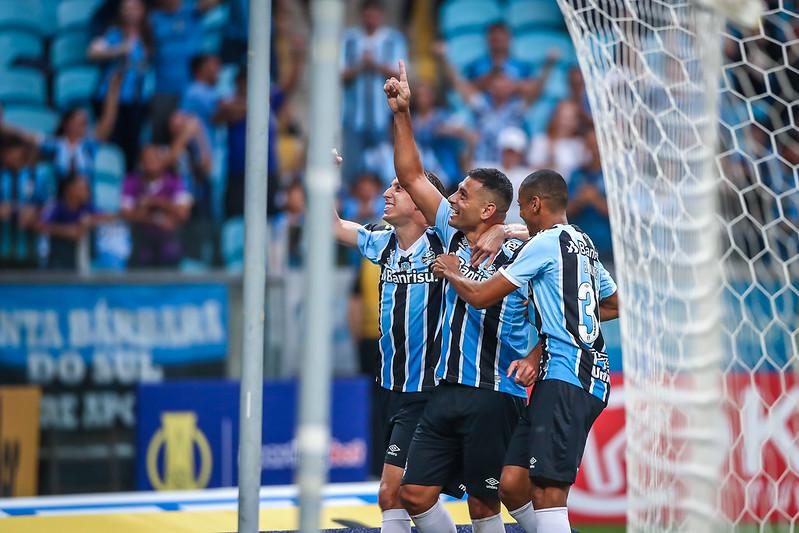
[
  {"x1": 424, "y1": 171, "x2": 446, "y2": 197},
  {"x1": 466, "y1": 167, "x2": 513, "y2": 215},
  {"x1": 519, "y1": 169, "x2": 568, "y2": 210}
]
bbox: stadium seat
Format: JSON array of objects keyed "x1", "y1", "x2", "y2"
[
  {"x1": 524, "y1": 97, "x2": 559, "y2": 135},
  {"x1": 0, "y1": 1, "x2": 48, "y2": 35},
  {"x1": 0, "y1": 68, "x2": 46, "y2": 104},
  {"x1": 445, "y1": 32, "x2": 488, "y2": 71},
  {"x1": 505, "y1": 0, "x2": 566, "y2": 32},
  {"x1": 439, "y1": 0, "x2": 502, "y2": 38},
  {"x1": 0, "y1": 30, "x2": 43, "y2": 67},
  {"x1": 2, "y1": 104, "x2": 59, "y2": 135},
  {"x1": 51, "y1": 32, "x2": 89, "y2": 70},
  {"x1": 57, "y1": 0, "x2": 103, "y2": 32},
  {"x1": 221, "y1": 216, "x2": 244, "y2": 272},
  {"x1": 512, "y1": 31, "x2": 577, "y2": 66},
  {"x1": 541, "y1": 64, "x2": 571, "y2": 101},
  {"x1": 202, "y1": 31, "x2": 223, "y2": 54},
  {"x1": 54, "y1": 65, "x2": 100, "y2": 110}
]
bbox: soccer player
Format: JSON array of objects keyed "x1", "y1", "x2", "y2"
[
  {"x1": 432, "y1": 169, "x2": 620, "y2": 533},
  {"x1": 384, "y1": 61, "x2": 539, "y2": 533}
]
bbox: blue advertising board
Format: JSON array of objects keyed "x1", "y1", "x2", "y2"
[
  {"x1": 0, "y1": 283, "x2": 228, "y2": 432},
  {"x1": 136, "y1": 378, "x2": 370, "y2": 490}
]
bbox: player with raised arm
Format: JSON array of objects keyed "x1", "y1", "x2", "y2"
[
  {"x1": 384, "y1": 61, "x2": 539, "y2": 533},
  {"x1": 432, "y1": 169, "x2": 620, "y2": 533}
]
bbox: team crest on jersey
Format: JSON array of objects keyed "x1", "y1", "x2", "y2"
[
  {"x1": 421, "y1": 249, "x2": 436, "y2": 265},
  {"x1": 505, "y1": 239, "x2": 522, "y2": 252}
]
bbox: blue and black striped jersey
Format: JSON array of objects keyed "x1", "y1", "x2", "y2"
[
  {"x1": 433, "y1": 200, "x2": 530, "y2": 399},
  {"x1": 499, "y1": 224, "x2": 618, "y2": 403},
  {"x1": 357, "y1": 224, "x2": 444, "y2": 392}
]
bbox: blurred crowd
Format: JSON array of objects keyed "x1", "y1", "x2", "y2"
[{"x1": 0, "y1": 0, "x2": 614, "y2": 274}]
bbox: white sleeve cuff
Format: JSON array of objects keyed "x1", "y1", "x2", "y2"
[{"x1": 499, "y1": 267, "x2": 523, "y2": 288}]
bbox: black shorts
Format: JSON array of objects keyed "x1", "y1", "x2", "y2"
[
  {"x1": 377, "y1": 387, "x2": 430, "y2": 469},
  {"x1": 505, "y1": 379, "x2": 605, "y2": 484},
  {"x1": 401, "y1": 381, "x2": 524, "y2": 501}
]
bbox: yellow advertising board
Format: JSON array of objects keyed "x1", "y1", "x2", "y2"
[{"x1": 0, "y1": 386, "x2": 41, "y2": 497}]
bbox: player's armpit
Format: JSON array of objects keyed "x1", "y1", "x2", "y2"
[{"x1": 599, "y1": 291, "x2": 619, "y2": 321}]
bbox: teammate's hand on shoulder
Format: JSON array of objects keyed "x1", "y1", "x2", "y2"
[
  {"x1": 432, "y1": 253, "x2": 460, "y2": 278},
  {"x1": 471, "y1": 224, "x2": 506, "y2": 267}
]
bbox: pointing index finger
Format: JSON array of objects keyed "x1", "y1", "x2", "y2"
[{"x1": 399, "y1": 60, "x2": 407, "y2": 83}]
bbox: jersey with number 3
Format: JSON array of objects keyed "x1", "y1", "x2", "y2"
[{"x1": 499, "y1": 224, "x2": 617, "y2": 403}]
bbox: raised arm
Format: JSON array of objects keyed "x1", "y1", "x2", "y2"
[
  {"x1": 384, "y1": 60, "x2": 444, "y2": 225},
  {"x1": 432, "y1": 254, "x2": 518, "y2": 309},
  {"x1": 94, "y1": 71, "x2": 122, "y2": 142},
  {"x1": 334, "y1": 209, "x2": 361, "y2": 247}
]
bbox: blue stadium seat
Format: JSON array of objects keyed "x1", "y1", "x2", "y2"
[
  {"x1": 0, "y1": 68, "x2": 46, "y2": 104},
  {"x1": 0, "y1": 30, "x2": 43, "y2": 67},
  {"x1": 201, "y1": 31, "x2": 222, "y2": 54},
  {"x1": 51, "y1": 32, "x2": 89, "y2": 70},
  {"x1": 57, "y1": 0, "x2": 103, "y2": 32},
  {"x1": 439, "y1": 0, "x2": 502, "y2": 38},
  {"x1": 2, "y1": 104, "x2": 59, "y2": 135},
  {"x1": 541, "y1": 64, "x2": 571, "y2": 101},
  {"x1": 505, "y1": 0, "x2": 565, "y2": 32},
  {"x1": 524, "y1": 97, "x2": 559, "y2": 135},
  {"x1": 54, "y1": 65, "x2": 100, "y2": 110},
  {"x1": 512, "y1": 31, "x2": 576, "y2": 66},
  {"x1": 93, "y1": 144, "x2": 125, "y2": 212},
  {"x1": 222, "y1": 216, "x2": 244, "y2": 272},
  {"x1": 446, "y1": 32, "x2": 488, "y2": 71},
  {"x1": 0, "y1": 1, "x2": 49, "y2": 35}
]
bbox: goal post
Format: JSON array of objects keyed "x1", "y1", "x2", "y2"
[{"x1": 556, "y1": 0, "x2": 798, "y2": 531}]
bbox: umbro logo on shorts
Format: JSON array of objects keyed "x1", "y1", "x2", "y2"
[
  {"x1": 388, "y1": 444, "x2": 401, "y2": 456},
  {"x1": 485, "y1": 478, "x2": 500, "y2": 489},
  {"x1": 530, "y1": 456, "x2": 537, "y2": 468}
]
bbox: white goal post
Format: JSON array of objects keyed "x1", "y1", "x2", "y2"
[{"x1": 556, "y1": 0, "x2": 798, "y2": 531}]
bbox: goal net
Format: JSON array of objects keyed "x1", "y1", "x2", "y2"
[{"x1": 556, "y1": 0, "x2": 798, "y2": 531}]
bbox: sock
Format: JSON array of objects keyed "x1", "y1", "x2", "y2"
[
  {"x1": 411, "y1": 500, "x2": 457, "y2": 533},
  {"x1": 381, "y1": 508, "x2": 411, "y2": 533},
  {"x1": 535, "y1": 507, "x2": 570, "y2": 533},
  {"x1": 471, "y1": 512, "x2": 505, "y2": 533},
  {"x1": 509, "y1": 501, "x2": 538, "y2": 532}
]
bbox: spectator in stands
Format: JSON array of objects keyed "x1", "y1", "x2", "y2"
[
  {"x1": 88, "y1": 0, "x2": 152, "y2": 171},
  {"x1": 38, "y1": 174, "x2": 114, "y2": 270},
  {"x1": 181, "y1": 54, "x2": 224, "y2": 139},
  {"x1": 567, "y1": 129, "x2": 612, "y2": 265},
  {"x1": 271, "y1": 179, "x2": 305, "y2": 268},
  {"x1": 485, "y1": 127, "x2": 532, "y2": 225},
  {"x1": 223, "y1": 42, "x2": 304, "y2": 219},
  {"x1": 166, "y1": 111, "x2": 214, "y2": 265},
  {"x1": 411, "y1": 81, "x2": 476, "y2": 189},
  {"x1": 39, "y1": 72, "x2": 123, "y2": 180},
  {"x1": 149, "y1": 0, "x2": 221, "y2": 143},
  {"x1": 464, "y1": 22, "x2": 530, "y2": 90},
  {"x1": 567, "y1": 66, "x2": 593, "y2": 128},
  {"x1": 529, "y1": 99, "x2": 589, "y2": 182},
  {"x1": 441, "y1": 46, "x2": 553, "y2": 165},
  {"x1": 0, "y1": 136, "x2": 49, "y2": 269},
  {"x1": 120, "y1": 144, "x2": 192, "y2": 268},
  {"x1": 340, "y1": 0, "x2": 406, "y2": 183}
]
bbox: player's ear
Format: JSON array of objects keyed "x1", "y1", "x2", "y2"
[{"x1": 482, "y1": 201, "x2": 497, "y2": 221}]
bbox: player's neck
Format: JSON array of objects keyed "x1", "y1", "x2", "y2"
[
  {"x1": 464, "y1": 221, "x2": 495, "y2": 249},
  {"x1": 539, "y1": 212, "x2": 568, "y2": 230},
  {"x1": 393, "y1": 221, "x2": 427, "y2": 251}
]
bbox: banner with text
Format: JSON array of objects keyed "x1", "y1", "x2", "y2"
[
  {"x1": 569, "y1": 372, "x2": 798, "y2": 524},
  {"x1": 0, "y1": 284, "x2": 228, "y2": 433},
  {"x1": 136, "y1": 378, "x2": 370, "y2": 490}
]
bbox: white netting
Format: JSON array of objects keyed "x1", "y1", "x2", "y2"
[{"x1": 557, "y1": 0, "x2": 798, "y2": 531}]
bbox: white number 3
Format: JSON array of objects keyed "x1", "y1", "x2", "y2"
[{"x1": 578, "y1": 282, "x2": 599, "y2": 344}]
